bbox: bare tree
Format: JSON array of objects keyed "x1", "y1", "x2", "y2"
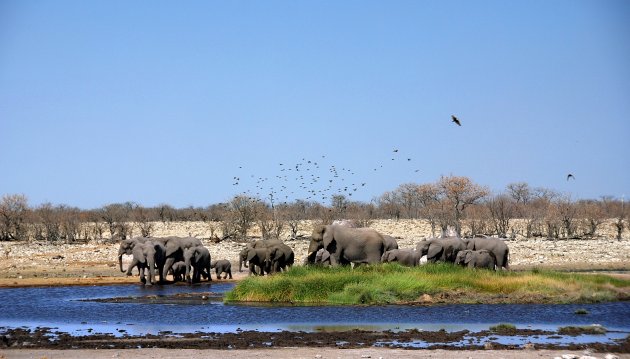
[
  {"x1": 34, "y1": 202, "x2": 61, "y2": 242},
  {"x1": 228, "y1": 195, "x2": 258, "y2": 240},
  {"x1": 464, "y1": 203, "x2": 491, "y2": 237},
  {"x1": 133, "y1": 205, "x2": 155, "y2": 237},
  {"x1": 555, "y1": 195, "x2": 578, "y2": 238},
  {"x1": 486, "y1": 193, "x2": 516, "y2": 237},
  {"x1": 58, "y1": 205, "x2": 81, "y2": 242},
  {"x1": 100, "y1": 203, "x2": 132, "y2": 239},
  {"x1": 376, "y1": 191, "x2": 401, "y2": 220},
  {"x1": 436, "y1": 175, "x2": 489, "y2": 236},
  {"x1": 579, "y1": 199, "x2": 606, "y2": 237},
  {"x1": 395, "y1": 183, "x2": 422, "y2": 219},
  {"x1": 0, "y1": 194, "x2": 29, "y2": 241}
]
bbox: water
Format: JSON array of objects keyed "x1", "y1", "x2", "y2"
[{"x1": 1, "y1": 283, "x2": 629, "y2": 346}]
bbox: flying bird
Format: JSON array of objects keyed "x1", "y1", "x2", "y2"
[
  {"x1": 451, "y1": 115, "x2": 461, "y2": 126},
  {"x1": 567, "y1": 174, "x2": 575, "y2": 181}
]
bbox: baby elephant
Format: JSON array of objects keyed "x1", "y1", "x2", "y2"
[
  {"x1": 455, "y1": 249, "x2": 497, "y2": 270},
  {"x1": 211, "y1": 259, "x2": 233, "y2": 280},
  {"x1": 170, "y1": 261, "x2": 187, "y2": 282}
]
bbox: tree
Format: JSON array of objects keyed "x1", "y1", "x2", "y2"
[
  {"x1": 34, "y1": 202, "x2": 60, "y2": 242},
  {"x1": 394, "y1": 183, "x2": 422, "y2": 219},
  {"x1": 227, "y1": 195, "x2": 258, "y2": 240},
  {"x1": 133, "y1": 205, "x2": 155, "y2": 237},
  {"x1": 578, "y1": 199, "x2": 605, "y2": 237},
  {"x1": 0, "y1": 194, "x2": 29, "y2": 241},
  {"x1": 486, "y1": 193, "x2": 516, "y2": 237},
  {"x1": 436, "y1": 176, "x2": 489, "y2": 236}
]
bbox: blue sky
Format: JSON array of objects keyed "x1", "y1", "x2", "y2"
[{"x1": 1, "y1": 1, "x2": 629, "y2": 209}]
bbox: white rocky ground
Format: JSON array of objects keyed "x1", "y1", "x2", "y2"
[{"x1": 0, "y1": 220, "x2": 628, "y2": 278}]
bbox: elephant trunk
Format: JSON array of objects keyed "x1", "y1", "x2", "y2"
[
  {"x1": 306, "y1": 240, "x2": 321, "y2": 264},
  {"x1": 118, "y1": 251, "x2": 125, "y2": 272}
]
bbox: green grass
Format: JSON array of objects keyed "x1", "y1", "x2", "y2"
[
  {"x1": 224, "y1": 263, "x2": 630, "y2": 305},
  {"x1": 489, "y1": 323, "x2": 517, "y2": 333}
]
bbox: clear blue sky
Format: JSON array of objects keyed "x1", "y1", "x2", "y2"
[{"x1": 1, "y1": 1, "x2": 629, "y2": 209}]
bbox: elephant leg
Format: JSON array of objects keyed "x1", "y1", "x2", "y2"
[
  {"x1": 139, "y1": 267, "x2": 146, "y2": 284},
  {"x1": 227, "y1": 270, "x2": 232, "y2": 279},
  {"x1": 163, "y1": 257, "x2": 176, "y2": 281},
  {"x1": 126, "y1": 258, "x2": 140, "y2": 276}
]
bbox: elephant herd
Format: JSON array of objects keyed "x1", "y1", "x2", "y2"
[
  {"x1": 117, "y1": 236, "x2": 233, "y2": 285},
  {"x1": 305, "y1": 224, "x2": 509, "y2": 270},
  {"x1": 118, "y1": 225, "x2": 509, "y2": 285}
]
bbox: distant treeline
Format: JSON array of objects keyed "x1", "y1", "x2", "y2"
[{"x1": 0, "y1": 176, "x2": 627, "y2": 242}]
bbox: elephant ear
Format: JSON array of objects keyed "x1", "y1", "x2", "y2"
[
  {"x1": 465, "y1": 251, "x2": 474, "y2": 264},
  {"x1": 132, "y1": 245, "x2": 146, "y2": 264},
  {"x1": 312, "y1": 225, "x2": 326, "y2": 240},
  {"x1": 322, "y1": 226, "x2": 335, "y2": 250},
  {"x1": 246, "y1": 249, "x2": 257, "y2": 262},
  {"x1": 321, "y1": 250, "x2": 330, "y2": 263},
  {"x1": 165, "y1": 242, "x2": 180, "y2": 257},
  {"x1": 426, "y1": 243, "x2": 443, "y2": 259}
]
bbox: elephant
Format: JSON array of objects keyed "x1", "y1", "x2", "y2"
[
  {"x1": 381, "y1": 248, "x2": 422, "y2": 267},
  {"x1": 307, "y1": 224, "x2": 385, "y2": 266},
  {"x1": 264, "y1": 242, "x2": 295, "y2": 274},
  {"x1": 211, "y1": 259, "x2": 233, "y2": 280},
  {"x1": 183, "y1": 245, "x2": 212, "y2": 283},
  {"x1": 239, "y1": 246, "x2": 268, "y2": 276},
  {"x1": 161, "y1": 236, "x2": 203, "y2": 282},
  {"x1": 122, "y1": 240, "x2": 166, "y2": 285},
  {"x1": 170, "y1": 261, "x2": 187, "y2": 282},
  {"x1": 382, "y1": 235, "x2": 399, "y2": 252},
  {"x1": 455, "y1": 249, "x2": 497, "y2": 270},
  {"x1": 462, "y1": 237, "x2": 510, "y2": 270},
  {"x1": 416, "y1": 237, "x2": 466, "y2": 263},
  {"x1": 239, "y1": 239, "x2": 293, "y2": 274},
  {"x1": 312, "y1": 248, "x2": 331, "y2": 266}
]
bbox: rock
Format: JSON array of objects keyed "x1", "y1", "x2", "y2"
[
  {"x1": 361, "y1": 356, "x2": 371, "y2": 358},
  {"x1": 605, "y1": 355, "x2": 619, "y2": 359},
  {"x1": 523, "y1": 342, "x2": 535, "y2": 350},
  {"x1": 561, "y1": 354, "x2": 579, "y2": 359},
  {"x1": 484, "y1": 342, "x2": 494, "y2": 350},
  {"x1": 315, "y1": 355, "x2": 322, "y2": 359}
]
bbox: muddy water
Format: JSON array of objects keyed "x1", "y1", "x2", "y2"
[{"x1": 1, "y1": 283, "x2": 629, "y2": 347}]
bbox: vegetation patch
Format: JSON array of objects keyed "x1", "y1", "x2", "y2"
[
  {"x1": 489, "y1": 323, "x2": 517, "y2": 334},
  {"x1": 558, "y1": 325, "x2": 607, "y2": 335},
  {"x1": 224, "y1": 263, "x2": 630, "y2": 305}
]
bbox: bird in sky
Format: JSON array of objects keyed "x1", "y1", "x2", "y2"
[
  {"x1": 567, "y1": 173, "x2": 575, "y2": 181},
  {"x1": 451, "y1": 115, "x2": 461, "y2": 126}
]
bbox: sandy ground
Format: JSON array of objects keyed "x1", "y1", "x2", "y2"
[{"x1": 1, "y1": 348, "x2": 629, "y2": 359}]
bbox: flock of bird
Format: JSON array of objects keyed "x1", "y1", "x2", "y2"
[{"x1": 229, "y1": 115, "x2": 574, "y2": 204}]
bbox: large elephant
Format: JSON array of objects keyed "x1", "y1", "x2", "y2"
[
  {"x1": 307, "y1": 224, "x2": 385, "y2": 266},
  {"x1": 123, "y1": 240, "x2": 166, "y2": 285},
  {"x1": 265, "y1": 242, "x2": 295, "y2": 274},
  {"x1": 381, "y1": 248, "x2": 422, "y2": 267},
  {"x1": 183, "y1": 245, "x2": 211, "y2": 283},
  {"x1": 161, "y1": 236, "x2": 203, "y2": 281},
  {"x1": 455, "y1": 249, "x2": 497, "y2": 270},
  {"x1": 211, "y1": 259, "x2": 233, "y2": 280},
  {"x1": 118, "y1": 237, "x2": 166, "y2": 284},
  {"x1": 462, "y1": 237, "x2": 509, "y2": 270},
  {"x1": 416, "y1": 237, "x2": 466, "y2": 263}
]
